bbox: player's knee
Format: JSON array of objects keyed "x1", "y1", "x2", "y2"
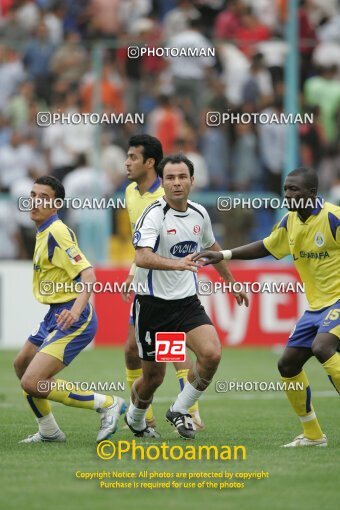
[
  {"x1": 277, "y1": 357, "x2": 288, "y2": 376},
  {"x1": 202, "y1": 346, "x2": 221, "y2": 370},
  {"x1": 277, "y1": 357, "x2": 298, "y2": 377},
  {"x1": 20, "y1": 375, "x2": 39, "y2": 397},
  {"x1": 311, "y1": 342, "x2": 332, "y2": 363}
]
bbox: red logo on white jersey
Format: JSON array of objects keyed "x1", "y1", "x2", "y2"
[
  {"x1": 193, "y1": 225, "x2": 201, "y2": 234},
  {"x1": 167, "y1": 229, "x2": 176, "y2": 235},
  {"x1": 155, "y1": 332, "x2": 186, "y2": 362}
]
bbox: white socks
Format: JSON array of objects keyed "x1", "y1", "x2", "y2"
[
  {"x1": 172, "y1": 381, "x2": 204, "y2": 414},
  {"x1": 93, "y1": 393, "x2": 109, "y2": 410},
  {"x1": 126, "y1": 399, "x2": 147, "y2": 431},
  {"x1": 37, "y1": 412, "x2": 60, "y2": 437}
]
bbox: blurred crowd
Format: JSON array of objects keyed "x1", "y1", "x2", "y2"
[{"x1": 1, "y1": 0, "x2": 340, "y2": 259}]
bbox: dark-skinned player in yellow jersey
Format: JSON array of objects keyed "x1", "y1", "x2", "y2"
[{"x1": 194, "y1": 167, "x2": 340, "y2": 447}]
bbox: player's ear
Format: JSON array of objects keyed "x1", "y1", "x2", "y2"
[
  {"x1": 190, "y1": 175, "x2": 194, "y2": 185},
  {"x1": 146, "y1": 157, "x2": 155, "y2": 169}
]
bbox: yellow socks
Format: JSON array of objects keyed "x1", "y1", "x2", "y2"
[
  {"x1": 23, "y1": 390, "x2": 51, "y2": 418},
  {"x1": 176, "y1": 369, "x2": 199, "y2": 414},
  {"x1": 323, "y1": 353, "x2": 340, "y2": 394},
  {"x1": 47, "y1": 379, "x2": 113, "y2": 410},
  {"x1": 281, "y1": 370, "x2": 323, "y2": 440},
  {"x1": 126, "y1": 368, "x2": 154, "y2": 423},
  {"x1": 23, "y1": 390, "x2": 61, "y2": 436}
]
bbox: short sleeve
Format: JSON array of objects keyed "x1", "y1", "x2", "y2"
[
  {"x1": 133, "y1": 203, "x2": 162, "y2": 250},
  {"x1": 263, "y1": 214, "x2": 290, "y2": 259},
  {"x1": 49, "y1": 224, "x2": 91, "y2": 279},
  {"x1": 201, "y1": 209, "x2": 216, "y2": 249}
]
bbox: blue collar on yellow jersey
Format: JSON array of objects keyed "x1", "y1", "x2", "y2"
[
  {"x1": 310, "y1": 197, "x2": 324, "y2": 215},
  {"x1": 37, "y1": 214, "x2": 59, "y2": 233},
  {"x1": 134, "y1": 176, "x2": 162, "y2": 193},
  {"x1": 297, "y1": 196, "x2": 324, "y2": 221}
]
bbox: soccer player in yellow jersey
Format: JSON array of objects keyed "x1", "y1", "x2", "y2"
[
  {"x1": 14, "y1": 176, "x2": 125, "y2": 443},
  {"x1": 194, "y1": 167, "x2": 340, "y2": 447},
  {"x1": 122, "y1": 134, "x2": 204, "y2": 431}
]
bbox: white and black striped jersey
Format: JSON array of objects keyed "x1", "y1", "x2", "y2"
[{"x1": 132, "y1": 196, "x2": 215, "y2": 300}]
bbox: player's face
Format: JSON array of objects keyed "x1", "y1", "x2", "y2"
[
  {"x1": 284, "y1": 175, "x2": 316, "y2": 211},
  {"x1": 125, "y1": 146, "x2": 152, "y2": 182},
  {"x1": 162, "y1": 162, "x2": 194, "y2": 204},
  {"x1": 30, "y1": 184, "x2": 59, "y2": 225}
]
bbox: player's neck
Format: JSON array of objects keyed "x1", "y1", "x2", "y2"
[
  {"x1": 164, "y1": 196, "x2": 188, "y2": 212},
  {"x1": 136, "y1": 171, "x2": 158, "y2": 195},
  {"x1": 297, "y1": 208, "x2": 313, "y2": 222}
]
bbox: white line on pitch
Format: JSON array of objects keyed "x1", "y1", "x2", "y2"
[{"x1": 153, "y1": 390, "x2": 337, "y2": 403}]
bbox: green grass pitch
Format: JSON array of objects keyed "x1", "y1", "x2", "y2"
[{"x1": 0, "y1": 347, "x2": 339, "y2": 510}]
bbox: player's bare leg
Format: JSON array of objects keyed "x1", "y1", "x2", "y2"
[
  {"x1": 19, "y1": 352, "x2": 125, "y2": 443},
  {"x1": 167, "y1": 324, "x2": 221, "y2": 439},
  {"x1": 313, "y1": 332, "x2": 340, "y2": 393},
  {"x1": 173, "y1": 354, "x2": 205, "y2": 431},
  {"x1": 14, "y1": 340, "x2": 38, "y2": 379},
  {"x1": 14, "y1": 340, "x2": 64, "y2": 442},
  {"x1": 278, "y1": 346, "x2": 326, "y2": 447},
  {"x1": 124, "y1": 324, "x2": 156, "y2": 427},
  {"x1": 125, "y1": 360, "x2": 165, "y2": 438}
]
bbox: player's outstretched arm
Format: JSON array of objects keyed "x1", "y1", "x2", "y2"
[
  {"x1": 56, "y1": 267, "x2": 96, "y2": 330},
  {"x1": 135, "y1": 247, "x2": 199, "y2": 272},
  {"x1": 201, "y1": 242, "x2": 249, "y2": 306},
  {"x1": 193, "y1": 240, "x2": 269, "y2": 265}
]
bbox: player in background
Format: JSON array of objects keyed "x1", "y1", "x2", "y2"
[
  {"x1": 14, "y1": 176, "x2": 125, "y2": 443},
  {"x1": 122, "y1": 135, "x2": 205, "y2": 430},
  {"x1": 125, "y1": 154, "x2": 248, "y2": 439},
  {"x1": 194, "y1": 167, "x2": 340, "y2": 447}
]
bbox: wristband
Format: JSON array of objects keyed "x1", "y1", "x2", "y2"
[
  {"x1": 129, "y1": 263, "x2": 136, "y2": 276},
  {"x1": 221, "y1": 250, "x2": 232, "y2": 260}
]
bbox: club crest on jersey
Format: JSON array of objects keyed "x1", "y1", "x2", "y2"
[
  {"x1": 66, "y1": 246, "x2": 82, "y2": 264},
  {"x1": 314, "y1": 232, "x2": 324, "y2": 247},
  {"x1": 170, "y1": 241, "x2": 198, "y2": 257},
  {"x1": 193, "y1": 225, "x2": 201, "y2": 235},
  {"x1": 132, "y1": 230, "x2": 141, "y2": 246},
  {"x1": 167, "y1": 228, "x2": 176, "y2": 235}
]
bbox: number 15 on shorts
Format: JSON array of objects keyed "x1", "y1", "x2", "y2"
[{"x1": 155, "y1": 332, "x2": 186, "y2": 362}]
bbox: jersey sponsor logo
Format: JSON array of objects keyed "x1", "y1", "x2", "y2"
[
  {"x1": 167, "y1": 228, "x2": 176, "y2": 235},
  {"x1": 170, "y1": 241, "x2": 198, "y2": 257},
  {"x1": 314, "y1": 231, "x2": 325, "y2": 247},
  {"x1": 299, "y1": 250, "x2": 329, "y2": 259},
  {"x1": 155, "y1": 332, "x2": 186, "y2": 362},
  {"x1": 66, "y1": 246, "x2": 82, "y2": 264},
  {"x1": 132, "y1": 230, "x2": 141, "y2": 247},
  {"x1": 193, "y1": 225, "x2": 201, "y2": 234}
]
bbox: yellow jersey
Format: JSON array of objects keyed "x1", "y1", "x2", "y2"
[
  {"x1": 33, "y1": 214, "x2": 91, "y2": 304},
  {"x1": 263, "y1": 200, "x2": 340, "y2": 310},
  {"x1": 125, "y1": 177, "x2": 164, "y2": 234}
]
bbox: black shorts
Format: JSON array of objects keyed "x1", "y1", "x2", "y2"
[{"x1": 133, "y1": 294, "x2": 213, "y2": 361}]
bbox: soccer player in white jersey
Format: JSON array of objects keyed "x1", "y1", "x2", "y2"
[{"x1": 124, "y1": 154, "x2": 248, "y2": 439}]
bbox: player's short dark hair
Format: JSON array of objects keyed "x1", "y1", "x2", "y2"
[
  {"x1": 128, "y1": 134, "x2": 163, "y2": 169},
  {"x1": 157, "y1": 154, "x2": 194, "y2": 178},
  {"x1": 34, "y1": 175, "x2": 65, "y2": 200},
  {"x1": 287, "y1": 167, "x2": 318, "y2": 191}
]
